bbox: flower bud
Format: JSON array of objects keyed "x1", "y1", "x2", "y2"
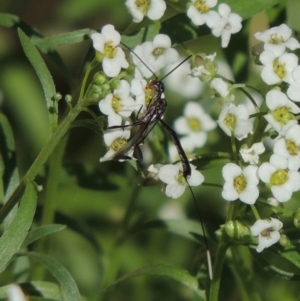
[
  {"x1": 93, "y1": 72, "x2": 107, "y2": 85},
  {"x1": 223, "y1": 220, "x2": 251, "y2": 241},
  {"x1": 110, "y1": 79, "x2": 120, "y2": 90},
  {"x1": 294, "y1": 207, "x2": 300, "y2": 228},
  {"x1": 279, "y1": 234, "x2": 290, "y2": 247}
]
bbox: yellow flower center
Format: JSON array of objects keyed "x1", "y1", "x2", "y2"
[
  {"x1": 194, "y1": 0, "x2": 209, "y2": 13},
  {"x1": 268, "y1": 33, "x2": 284, "y2": 44},
  {"x1": 188, "y1": 117, "x2": 202, "y2": 131},
  {"x1": 261, "y1": 228, "x2": 272, "y2": 237},
  {"x1": 111, "y1": 137, "x2": 127, "y2": 152},
  {"x1": 135, "y1": 0, "x2": 150, "y2": 14},
  {"x1": 104, "y1": 41, "x2": 117, "y2": 58},
  {"x1": 272, "y1": 106, "x2": 295, "y2": 125},
  {"x1": 176, "y1": 171, "x2": 187, "y2": 186},
  {"x1": 286, "y1": 139, "x2": 299, "y2": 156},
  {"x1": 273, "y1": 59, "x2": 286, "y2": 79},
  {"x1": 270, "y1": 169, "x2": 289, "y2": 186},
  {"x1": 112, "y1": 94, "x2": 122, "y2": 113},
  {"x1": 153, "y1": 47, "x2": 165, "y2": 57},
  {"x1": 233, "y1": 174, "x2": 247, "y2": 194},
  {"x1": 224, "y1": 113, "x2": 236, "y2": 132}
]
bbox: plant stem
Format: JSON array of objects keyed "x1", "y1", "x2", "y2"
[{"x1": 0, "y1": 101, "x2": 84, "y2": 223}]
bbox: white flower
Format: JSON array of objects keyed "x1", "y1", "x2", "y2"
[
  {"x1": 100, "y1": 126, "x2": 132, "y2": 162},
  {"x1": 259, "y1": 50, "x2": 298, "y2": 85},
  {"x1": 164, "y1": 58, "x2": 204, "y2": 98},
  {"x1": 99, "y1": 80, "x2": 136, "y2": 126},
  {"x1": 125, "y1": 0, "x2": 166, "y2": 23},
  {"x1": 255, "y1": 24, "x2": 300, "y2": 57},
  {"x1": 218, "y1": 103, "x2": 253, "y2": 141},
  {"x1": 158, "y1": 163, "x2": 204, "y2": 199},
  {"x1": 212, "y1": 3, "x2": 242, "y2": 48},
  {"x1": 250, "y1": 218, "x2": 283, "y2": 252},
  {"x1": 6, "y1": 284, "x2": 26, "y2": 301},
  {"x1": 130, "y1": 78, "x2": 148, "y2": 113},
  {"x1": 210, "y1": 77, "x2": 234, "y2": 101},
  {"x1": 240, "y1": 142, "x2": 265, "y2": 165},
  {"x1": 222, "y1": 163, "x2": 259, "y2": 204},
  {"x1": 187, "y1": 0, "x2": 221, "y2": 28},
  {"x1": 174, "y1": 102, "x2": 216, "y2": 150},
  {"x1": 267, "y1": 197, "x2": 280, "y2": 206},
  {"x1": 191, "y1": 53, "x2": 217, "y2": 82},
  {"x1": 258, "y1": 154, "x2": 300, "y2": 202},
  {"x1": 264, "y1": 90, "x2": 300, "y2": 135},
  {"x1": 287, "y1": 65, "x2": 300, "y2": 102},
  {"x1": 273, "y1": 124, "x2": 300, "y2": 170},
  {"x1": 91, "y1": 25, "x2": 129, "y2": 77},
  {"x1": 132, "y1": 34, "x2": 179, "y2": 78},
  {"x1": 168, "y1": 137, "x2": 194, "y2": 162}
]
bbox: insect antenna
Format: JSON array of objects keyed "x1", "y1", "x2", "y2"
[
  {"x1": 159, "y1": 55, "x2": 192, "y2": 81},
  {"x1": 120, "y1": 42, "x2": 158, "y2": 79}
]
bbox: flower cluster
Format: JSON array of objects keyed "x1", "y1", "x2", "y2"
[
  {"x1": 216, "y1": 24, "x2": 300, "y2": 252},
  {"x1": 187, "y1": 0, "x2": 242, "y2": 48},
  {"x1": 91, "y1": 26, "x2": 205, "y2": 198},
  {"x1": 125, "y1": 0, "x2": 242, "y2": 48}
]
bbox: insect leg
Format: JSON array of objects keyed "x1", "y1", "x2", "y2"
[{"x1": 159, "y1": 119, "x2": 191, "y2": 178}]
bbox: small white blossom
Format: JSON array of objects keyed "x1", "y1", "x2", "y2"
[
  {"x1": 218, "y1": 103, "x2": 253, "y2": 141},
  {"x1": 267, "y1": 197, "x2": 280, "y2": 206},
  {"x1": 259, "y1": 50, "x2": 298, "y2": 85},
  {"x1": 210, "y1": 78, "x2": 234, "y2": 101},
  {"x1": 6, "y1": 284, "x2": 26, "y2": 301},
  {"x1": 158, "y1": 163, "x2": 204, "y2": 199},
  {"x1": 273, "y1": 124, "x2": 300, "y2": 170},
  {"x1": 100, "y1": 126, "x2": 132, "y2": 162},
  {"x1": 250, "y1": 218, "x2": 283, "y2": 252},
  {"x1": 125, "y1": 0, "x2": 166, "y2": 23},
  {"x1": 174, "y1": 102, "x2": 217, "y2": 150},
  {"x1": 187, "y1": 0, "x2": 220, "y2": 28},
  {"x1": 255, "y1": 24, "x2": 300, "y2": 57},
  {"x1": 91, "y1": 25, "x2": 129, "y2": 77},
  {"x1": 191, "y1": 53, "x2": 217, "y2": 83},
  {"x1": 164, "y1": 58, "x2": 204, "y2": 98},
  {"x1": 240, "y1": 142, "x2": 265, "y2": 165},
  {"x1": 222, "y1": 163, "x2": 259, "y2": 204},
  {"x1": 287, "y1": 65, "x2": 300, "y2": 102},
  {"x1": 212, "y1": 3, "x2": 243, "y2": 48},
  {"x1": 264, "y1": 90, "x2": 300, "y2": 136},
  {"x1": 99, "y1": 80, "x2": 136, "y2": 126},
  {"x1": 132, "y1": 34, "x2": 179, "y2": 78},
  {"x1": 258, "y1": 154, "x2": 300, "y2": 202}
]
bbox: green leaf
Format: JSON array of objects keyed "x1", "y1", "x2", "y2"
[
  {"x1": 0, "y1": 13, "x2": 42, "y2": 39},
  {"x1": 0, "y1": 182, "x2": 37, "y2": 273},
  {"x1": 222, "y1": 0, "x2": 282, "y2": 19},
  {"x1": 105, "y1": 264, "x2": 206, "y2": 299},
  {"x1": 0, "y1": 281, "x2": 62, "y2": 300},
  {"x1": 0, "y1": 113, "x2": 16, "y2": 202},
  {"x1": 18, "y1": 252, "x2": 82, "y2": 301},
  {"x1": 18, "y1": 28, "x2": 56, "y2": 110},
  {"x1": 35, "y1": 29, "x2": 93, "y2": 49},
  {"x1": 22, "y1": 224, "x2": 66, "y2": 247},
  {"x1": 286, "y1": 0, "x2": 300, "y2": 31}
]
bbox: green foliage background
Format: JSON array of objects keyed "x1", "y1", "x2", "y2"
[{"x1": 1, "y1": 0, "x2": 300, "y2": 300}]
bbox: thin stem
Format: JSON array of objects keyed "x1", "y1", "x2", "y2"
[
  {"x1": 250, "y1": 204, "x2": 261, "y2": 220},
  {"x1": 0, "y1": 102, "x2": 84, "y2": 223},
  {"x1": 230, "y1": 134, "x2": 238, "y2": 164}
]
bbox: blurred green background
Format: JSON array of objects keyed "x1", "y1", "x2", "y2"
[{"x1": 1, "y1": 0, "x2": 300, "y2": 300}]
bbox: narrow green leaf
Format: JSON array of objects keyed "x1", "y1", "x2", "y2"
[
  {"x1": 19, "y1": 252, "x2": 82, "y2": 301},
  {"x1": 0, "y1": 281, "x2": 62, "y2": 300},
  {"x1": 70, "y1": 119, "x2": 104, "y2": 135},
  {"x1": 0, "y1": 182, "x2": 37, "y2": 273},
  {"x1": 18, "y1": 29, "x2": 56, "y2": 109},
  {"x1": 105, "y1": 264, "x2": 206, "y2": 299},
  {"x1": 223, "y1": 0, "x2": 282, "y2": 19},
  {"x1": 22, "y1": 224, "x2": 66, "y2": 248},
  {"x1": 35, "y1": 29, "x2": 93, "y2": 49}
]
